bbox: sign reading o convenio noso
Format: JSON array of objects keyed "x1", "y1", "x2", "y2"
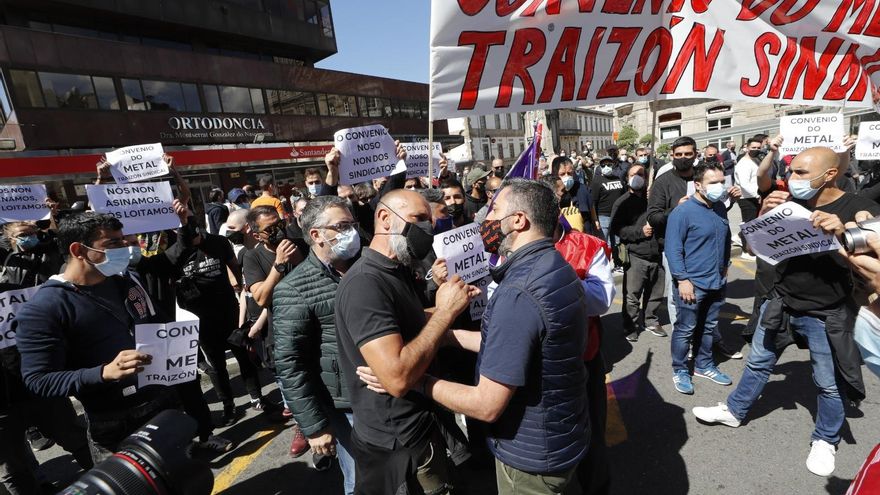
[{"x1": 334, "y1": 124, "x2": 406, "y2": 185}]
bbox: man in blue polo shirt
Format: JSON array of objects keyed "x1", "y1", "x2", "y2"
[{"x1": 665, "y1": 161, "x2": 733, "y2": 395}]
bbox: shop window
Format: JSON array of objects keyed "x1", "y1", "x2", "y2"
[
  {"x1": 92, "y1": 77, "x2": 118, "y2": 110},
  {"x1": 219, "y1": 86, "x2": 254, "y2": 113},
  {"x1": 39, "y1": 72, "x2": 97, "y2": 109},
  {"x1": 9, "y1": 70, "x2": 44, "y2": 108},
  {"x1": 122, "y1": 79, "x2": 147, "y2": 111},
  {"x1": 203, "y1": 85, "x2": 222, "y2": 113},
  {"x1": 141, "y1": 80, "x2": 186, "y2": 111}
]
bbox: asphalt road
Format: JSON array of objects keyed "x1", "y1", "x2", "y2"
[{"x1": 26, "y1": 253, "x2": 880, "y2": 495}]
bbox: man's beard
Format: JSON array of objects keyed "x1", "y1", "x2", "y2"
[
  {"x1": 389, "y1": 218, "x2": 416, "y2": 268},
  {"x1": 498, "y1": 228, "x2": 516, "y2": 257}
]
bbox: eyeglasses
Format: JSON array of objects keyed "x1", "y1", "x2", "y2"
[
  {"x1": 315, "y1": 221, "x2": 359, "y2": 233},
  {"x1": 258, "y1": 220, "x2": 285, "y2": 236}
]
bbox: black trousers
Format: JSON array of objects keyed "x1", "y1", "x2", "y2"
[
  {"x1": 577, "y1": 354, "x2": 610, "y2": 495},
  {"x1": 0, "y1": 397, "x2": 92, "y2": 495},
  {"x1": 199, "y1": 319, "x2": 262, "y2": 407},
  {"x1": 737, "y1": 198, "x2": 760, "y2": 250}
]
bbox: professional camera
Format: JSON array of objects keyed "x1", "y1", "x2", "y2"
[
  {"x1": 842, "y1": 217, "x2": 880, "y2": 255},
  {"x1": 59, "y1": 410, "x2": 213, "y2": 495}
]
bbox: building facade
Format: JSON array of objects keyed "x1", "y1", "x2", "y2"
[
  {"x1": 447, "y1": 112, "x2": 527, "y2": 167},
  {"x1": 524, "y1": 107, "x2": 614, "y2": 157},
  {"x1": 0, "y1": 0, "x2": 453, "y2": 208}
]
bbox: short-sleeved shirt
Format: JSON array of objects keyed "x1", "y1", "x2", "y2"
[
  {"x1": 775, "y1": 193, "x2": 880, "y2": 312},
  {"x1": 177, "y1": 234, "x2": 236, "y2": 312},
  {"x1": 241, "y1": 244, "x2": 284, "y2": 307},
  {"x1": 477, "y1": 289, "x2": 542, "y2": 387},
  {"x1": 335, "y1": 248, "x2": 433, "y2": 449},
  {"x1": 249, "y1": 195, "x2": 285, "y2": 219}
]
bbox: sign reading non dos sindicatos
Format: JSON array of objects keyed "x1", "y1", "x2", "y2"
[
  {"x1": 135, "y1": 320, "x2": 200, "y2": 387},
  {"x1": 739, "y1": 201, "x2": 839, "y2": 266},
  {"x1": 402, "y1": 142, "x2": 443, "y2": 179},
  {"x1": 432, "y1": 223, "x2": 489, "y2": 283},
  {"x1": 0, "y1": 286, "x2": 41, "y2": 350},
  {"x1": 105, "y1": 143, "x2": 170, "y2": 184},
  {"x1": 856, "y1": 121, "x2": 880, "y2": 160},
  {"x1": 0, "y1": 185, "x2": 51, "y2": 223},
  {"x1": 87, "y1": 182, "x2": 180, "y2": 235},
  {"x1": 335, "y1": 124, "x2": 406, "y2": 185},
  {"x1": 778, "y1": 113, "x2": 846, "y2": 156}
]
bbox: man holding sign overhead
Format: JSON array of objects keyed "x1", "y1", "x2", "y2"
[{"x1": 694, "y1": 147, "x2": 880, "y2": 478}]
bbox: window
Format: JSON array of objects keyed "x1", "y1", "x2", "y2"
[
  {"x1": 494, "y1": 114, "x2": 501, "y2": 128},
  {"x1": 707, "y1": 117, "x2": 732, "y2": 132},
  {"x1": 268, "y1": 90, "x2": 317, "y2": 116},
  {"x1": 93, "y1": 77, "x2": 118, "y2": 110},
  {"x1": 508, "y1": 142, "x2": 515, "y2": 158},
  {"x1": 122, "y1": 79, "x2": 147, "y2": 111},
  {"x1": 203, "y1": 85, "x2": 222, "y2": 113},
  {"x1": 0, "y1": 73, "x2": 12, "y2": 119},
  {"x1": 219, "y1": 86, "x2": 255, "y2": 113},
  {"x1": 707, "y1": 105, "x2": 731, "y2": 115},
  {"x1": 318, "y1": 94, "x2": 358, "y2": 117},
  {"x1": 39, "y1": 72, "x2": 98, "y2": 109},
  {"x1": 660, "y1": 125, "x2": 681, "y2": 140},
  {"x1": 497, "y1": 144, "x2": 504, "y2": 159},
  {"x1": 358, "y1": 96, "x2": 390, "y2": 118},
  {"x1": 250, "y1": 88, "x2": 266, "y2": 114},
  {"x1": 479, "y1": 115, "x2": 487, "y2": 129},
  {"x1": 397, "y1": 101, "x2": 420, "y2": 119},
  {"x1": 506, "y1": 113, "x2": 513, "y2": 129},
  {"x1": 482, "y1": 143, "x2": 490, "y2": 160},
  {"x1": 141, "y1": 80, "x2": 186, "y2": 111},
  {"x1": 10, "y1": 70, "x2": 45, "y2": 108},
  {"x1": 659, "y1": 112, "x2": 681, "y2": 123},
  {"x1": 181, "y1": 83, "x2": 201, "y2": 112}
]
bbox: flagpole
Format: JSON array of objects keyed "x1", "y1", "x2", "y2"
[
  {"x1": 648, "y1": 99, "x2": 659, "y2": 190},
  {"x1": 427, "y1": 116, "x2": 435, "y2": 188}
]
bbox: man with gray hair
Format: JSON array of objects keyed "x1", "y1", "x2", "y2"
[
  {"x1": 274, "y1": 195, "x2": 361, "y2": 493},
  {"x1": 423, "y1": 179, "x2": 589, "y2": 494}
]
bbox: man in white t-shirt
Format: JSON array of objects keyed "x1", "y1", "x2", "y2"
[{"x1": 733, "y1": 137, "x2": 763, "y2": 260}]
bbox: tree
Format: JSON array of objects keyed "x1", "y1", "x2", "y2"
[
  {"x1": 616, "y1": 125, "x2": 639, "y2": 151},
  {"x1": 639, "y1": 134, "x2": 656, "y2": 146},
  {"x1": 656, "y1": 143, "x2": 671, "y2": 157}
]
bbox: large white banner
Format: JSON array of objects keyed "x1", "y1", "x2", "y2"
[
  {"x1": 86, "y1": 182, "x2": 180, "y2": 235},
  {"x1": 430, "y1": 1, "x2": 880, "y2": 120},
  {"x1": 0, "y1": 286, "x2": 40, "y2": 350},
  {"x1": 0, "y1": 185, "x2": 51, "y2": 223},
  {"x1": 105, "y1": 143, "x2": 169, "y2": 184},
  {"x1": 135, "y1": 320, "x2": 200, "y2": 387}
]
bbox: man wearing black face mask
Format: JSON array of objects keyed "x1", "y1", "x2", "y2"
[
  {"x1": 464, "y1": 168, "x2": 491, "y2": 222},
  {"x1": 734, "y1": 137, "x2": 764, "y2": 259},
  {"x1": 441, "y1": 178, "x2": 469, "y2": 226},
  {"x1": 335, "y1": 189, "x2": 479, "y2": 494}
]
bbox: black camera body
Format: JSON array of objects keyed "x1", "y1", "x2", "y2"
[{"x1": 60, "y1": 410, "x2": 213, "y2": 495}]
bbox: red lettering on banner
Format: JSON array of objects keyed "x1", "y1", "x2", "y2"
[
  {"x1": 824, "y1": 44, "x2": 862, "y2": 100},
  {"x1": 538, "y1": 27, "x2": 581, "y2": 103},
  {"x1": 597, "y1": 27, "x2": 642, "y2": 98},
  {"x1": 741, "y1": 32, "x2": 779, "y2": 97},
  {"x1": 634, "y1": 27, "x2": 673, "y2": 95},
  {"x1": 866, "y1": 4, "x2": 880, "y2": 37},
  {"x1": 458, "y1": 31, "x2": 507, "y2": 111},
  {"x1": 496, "y1": 28, "x2": 546, "y2": 107},
  {"x1": 631, "y1": 0, "x2": 665, "y2": 14},
  {"x1": 578, "y1": 0, "x2": 598, "y2": 10},
  {"x1": 823, "y1": 0, "x2": 875, "y2": 36},
  {"x1": 661, "y1": 24, "x2": 724, "y2": 94},
  {"x1": 783, "y1": 37, "x2": 844, "y2": 100},
  {"x1": 576, "y1": 27, "x2": 607, "y2": 99},
  {"x1": 497, "y1": 0, "x2": 529, "y2": 16},
  {"x1": 768, "y1": 37, "x2": 798, "y2": 98},
  {"x1": 521, "y1": 0, "x2": 562, "y2": 16},
  {"x1": 459, "y1": 0, "x2": 490, "y2": 15},
  {"x1": 602, "y1": 0, "x2": 633, "y2": 14},
  {"x1": 736, "y1": 0, "x2": 776, "y2": 21},
  {"x1": 770, "y1": 0, "x2": 820, "y2": 24},
  {"x1": 666, "y1": 0, "x2": 712, "y2": 14}
]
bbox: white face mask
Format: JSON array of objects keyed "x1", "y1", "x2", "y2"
[
  {"x1": 307, "y1": 184, "x2": 321, "y2": 196},
  {"x1": 84, "y1": 245, "x2": 131, "y2": 277},
  {"x1": 628, "y1": 175, "x2": 646, "y2": 190},
  {"x1": 324, "y1": 227, "x2": 360, "y2": 261}
]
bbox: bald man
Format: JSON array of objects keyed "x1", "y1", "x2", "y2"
[
  {"x1": 334, "y1": 189, "x2": 479, "y2": 494},
  {"x1": 694, "y1": 147, "x2": 880, "y2": 477}
]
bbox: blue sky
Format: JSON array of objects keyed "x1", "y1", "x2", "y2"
[{"x1": 315, "y1": 0, "x2": 430, "y2": 83}]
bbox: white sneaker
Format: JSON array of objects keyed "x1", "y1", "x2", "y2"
[
  {"x1": 692, "y1": 402, "x2": 741, "y2": 427},
  {"x1": 806, "y1": 440, "x2": 836, "y2": 477}
]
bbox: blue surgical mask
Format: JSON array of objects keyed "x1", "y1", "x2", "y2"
[
  {"x1": 562, "y1": 176, "x2": 575, "y2": 191},
  {"x1": 638, "y1": 156, "x2": 649, "y2": 165},
  {"x1": 325, "y1": 228, "x2": 360, "y2": 261},
  {"x1": 855, "y1": 308, "x2": 880, "y2": 379},
  {"x1": 307, "y1": 184, "x2": 320, "y2": 196},
  {"x1": 601, "y1": 166, "x2": 613, "y2": 176},
  {"x1": 788, "y1": 172, "x2": 827, "y2": 200},
  {"x1": 84, "y1": 245, "x2": 131, "y2": 277},
  {"x1": 15, "y1": 235, "x2": 39, "y2": 251},
  {"x1": 702, "y1": 183, "x2": 727, "y2": 203},
  {"x1": 127, "y1": 245, "x2": 143, "y2": 268}
]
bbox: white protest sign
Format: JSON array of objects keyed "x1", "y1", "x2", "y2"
[
  {"x1": 105, "y1": 143, "x2": 169, "y2": 184},
  {"x1": 779, "y1": 113, "x2": 846, "y2": 156},
  {"x1": 0, "y1": 185, "x2": 51, "y2": 223},
  {"x1": 469, "y1": 276, "x2": 492, "y2": 321},
  {"x1": 0, "y1": 286, "x2": 41, "y2": 350},
  {"x1": 739, "y1": 201, "x2": 839, "y2": 266},
  {"x1": 432, "y1": 223, "x2": 489, "y2": 283},
  {"x1": 86, "y1": 182, "x2": 180, "y2": 235},
  {"x1": 856, "y1": 121, "x2": 880, "y2": 160},
  {"x1": 135, "y1": 320, "x2": 200, "y2": 387},
  {"x1": 334, "y1": 124, "x2": 405, "y2": 185},
  {"x1": 402, "y1": 142, "x2": 443, "y2": 179}
]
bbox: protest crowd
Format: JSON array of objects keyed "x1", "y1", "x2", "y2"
[{"x1": 2, "y1": 119, "x2": 880, "y2": 495}]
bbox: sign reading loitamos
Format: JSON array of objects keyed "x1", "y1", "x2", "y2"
[
  {"x1": 739, "y1": 201, "x2": 839, "y2": 266},
  {"x1": 335, "y1": 124, "x2": 406, "y2": 185},
  {"x1": 0, "y1": 184, "x2": 50, "y2": 223},
  {"x1": 105, "y1": 143, "x2": 169, "y2": 184},
  {"x1": 432, "y1": 222, "x2": 489, "y2": 283},
  {"x1": 86, "y1": 181, "x2": 180, "y2": 235},
  {"x1": 0, "y1": 286, "x2": 40, "y2": 350},
  {"x1": 135, "y1": 320, "x2": 200, "y2": 387}
]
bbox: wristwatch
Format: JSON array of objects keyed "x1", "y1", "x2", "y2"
[{"x1": 274, "y1": 263, "x2": 289, "y2": 275}]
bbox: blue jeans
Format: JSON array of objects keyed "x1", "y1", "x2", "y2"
[
  {"x1": 328, "y1": 410, "x2": 355, "y2": 495},
  {"x1": 598, "y1": 215, "x2": 611, "y2": 240},
  {"x1": 727, "y1": 301, "x2": 845, "y2": 444},
  {"x1": 671, "y1": 284, "x2": 723, "y2": 373}
]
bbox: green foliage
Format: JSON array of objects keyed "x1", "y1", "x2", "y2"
[
  {"x1": 616, "y1": 125, "x2": 639, "y2": 151},
  {"x1": 639, "y1": 134, "x2": 656, "y2": 146}
]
